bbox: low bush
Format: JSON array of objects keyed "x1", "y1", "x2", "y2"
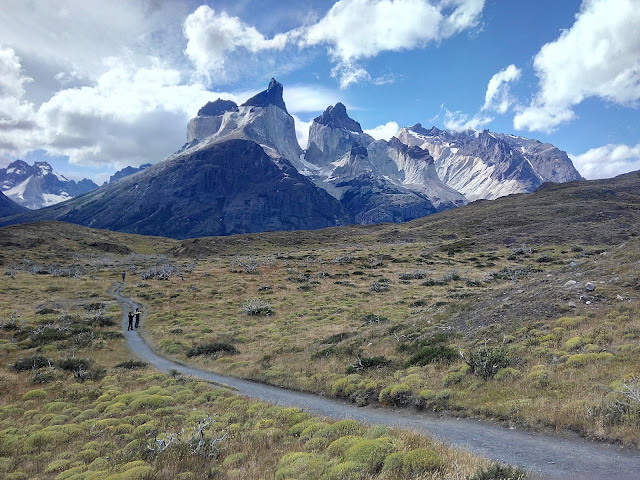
[
  {"x1": 565, "y1": 352, "x2": 614, "y2": 368},
  {"x1": 186, "y1": 342, "x2": 238, "y2": 358},
  {"x1": 57, "y1": 358, "x2": 92, "y2": 371},
  {"x1": 470, "y1": 462, "x2": 527, "y2": 480},
  {"x1": 406, "y1": 344, "x2": 459, "y2": 367},
  {"x1": 344, "y1": 438, "x2": 394, "y2": 473},
  {"x1": 379, "y1": 384, "x2": 412, "y2": 407},
  {"x1": 462, "y1": 344, "x2": 512, "y2": 379},
  {"x1": 115, "y1": 360, "x2": 148, "y2": 369},
  {"x1": 403, "y1": 448, "x2": 443, "y2": 475},
  {"x1": 346, "y1": 356, "x2": 390, "y2": 373},
  {"x1": 11, "y1": 355, "x2": 52, "y2": 372},
  {"x1": 240, "y1": 299, "x2": 273, "y2": 316}
]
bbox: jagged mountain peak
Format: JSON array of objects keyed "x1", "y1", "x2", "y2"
[
  {"x1": 315, "y1": 102, "x2": 363, "y2": 133},
  {"x1": 241, "y1": 78, "x2": 288, "y2": 113},
  {"x1": 197, "y1": 99, "x2": 239, "y2": 117}
]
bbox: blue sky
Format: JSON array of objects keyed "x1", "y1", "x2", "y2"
[{"x1": 0, "y1": 0, "x2": 638, "y2": 183}]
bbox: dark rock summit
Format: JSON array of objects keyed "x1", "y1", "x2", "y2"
[
  {"x1": 314, "y1": 103, "x2": 363, "y2": 133},
  {"x1": 242, "y1": 78, "x2": 288, "y2": 113},
  {"x1": 197, "y1": 99, "x2": 239, "y2": 117}
]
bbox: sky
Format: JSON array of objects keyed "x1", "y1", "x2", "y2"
[{"x1": 0, "y1": 0, "x2": 639, "y2": 184}]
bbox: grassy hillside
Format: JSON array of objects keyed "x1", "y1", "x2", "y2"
[{"x1": 1, "y1": 171, "x2": 639, "y2": 477}]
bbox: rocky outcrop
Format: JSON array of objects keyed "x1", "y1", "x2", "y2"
[
  {"x1": 0, "y1": 160, "x2": 98, "y2": 209},
  {"x1": 242, "y1": 78, "x2": 288, "y2": 113}
]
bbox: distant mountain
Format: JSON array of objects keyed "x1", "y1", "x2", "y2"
[
  {"x1": 302, "y1": 103, "x2": 465, "y2": 221},
  {"x1": 0, "y1": 79, "x2": 584, "y2": 237},
  {"x1": 0, "y1": 160, "x2": 98, "y2": 209},
  {"x1": 108, "y1": 164, "x2": 152, "y2": 184},
  {"x1": 395, "y1": 124, "x2": 583, "y2": 201},
  {"x1": 0, "y1": 80, "x2": 348, "y2": 238},
  {"x1": 0, "y1": 190, "x2": 27, "y2": 217}
]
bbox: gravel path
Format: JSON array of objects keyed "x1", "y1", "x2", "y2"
[{"x1": 111, "y1": 283, "x2": 640, "y2": 479}]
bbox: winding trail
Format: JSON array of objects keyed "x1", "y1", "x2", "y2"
[{"x1": 110, "y1": 283, "x2": 639, "y2": 479}]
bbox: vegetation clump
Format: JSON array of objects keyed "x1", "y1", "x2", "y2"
[
  {"x1": 186, "y1": 342, "x2": 238, "y2": 358},
  {"x1": 462, "y1": 343, "x2": 512, "y2": 379}
]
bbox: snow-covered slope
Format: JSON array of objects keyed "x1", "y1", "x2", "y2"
[{"x1": 0, "y1": 160, "x2": 98, "y2": 209}]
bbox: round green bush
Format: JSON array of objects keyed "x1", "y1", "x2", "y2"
[
  {"x1": 326, "y1": 461, "x2": 365, "y2": 480},
  {"x1": 403, "y1": 448, "x2": 443, "y2": 474},
  {"x1": 22, "y1": 389, "x2": 47, "y2": 401},
  {"x1": 379, "y1": 383, "x2": 412, "y2": 406},
  {"x1": 344, "y1": 438, "x2": 394, "y2": 473}
]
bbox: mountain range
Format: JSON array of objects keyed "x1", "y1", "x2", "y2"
[
  {"x1": 0, "y1": 79, "x2": 583, "y2": 238},
  {"x1": 0, "y1": 160, "x2": 98, "y2": 210}
]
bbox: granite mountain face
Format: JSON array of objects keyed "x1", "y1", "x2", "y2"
[
  {"x1": 0, "y1": 79, "x2": 584, "y2": 237},
  {"x1": 395, "y1": 124, "x2": 583, "y2": 201},
  {"x1": 0, "y1": 160, "x2": 98, "y2": 209}
]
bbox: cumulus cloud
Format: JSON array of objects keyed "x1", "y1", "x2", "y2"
[
  {"x1": 482, "y1": 64, "x2": 520, "y2": 113},
  {"x1": 364, "y1": 121, "x2": 400, "y2": 140},
  {"x1": 283, "y1": 85, "x2": 342, "y2": 113},
  {"x1": 0, "y1": 45, "x2": 37, "y2": 152},
  {"x1": 291, "y1": 114, "x2": 313, "y2": 149},
  {"x1": 569, "y1": 143, "x2": 640, "y2": 180},
  {"x1": 34, "y1": 56, "x2": 238, "y2": 169},
  {"x1": 443, "y1": 109, "x2": 491, "y2": 131},
  {"x1": 301, "y1": 0, "x2": 484, "y2": 87},
  {"x1": 514, "y1": 0, "x2": 640, "y2": 132},
  {"x1": 184, "y1": 5, "x2": 289, "y2": 80}
]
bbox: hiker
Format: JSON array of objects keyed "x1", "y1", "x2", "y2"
[
  {"x1": 122, "y1": 271, "x2": 126, "y2": 282},
  {"x1": 135, "y1": 307, "x2": 142, "y2": 328},
  {"x1": 128, "y1": 311, "x2": 134, "y2": 331}
]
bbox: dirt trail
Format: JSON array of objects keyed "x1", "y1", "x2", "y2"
[{"x1": 110, "y1": 283, "x2": 640, "y2": 479}]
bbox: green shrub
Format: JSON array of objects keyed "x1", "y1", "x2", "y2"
[
  {"x1": 528, "y1": 365, "x2": 550, "y2": 387},
  {"x1": 275, "y1": 452, "x2": 327, "y2": 480},
  {"x1": 443, "y1": 369, "x2": 467, "y2": 386},
  {"x1": 470, "y1": 462, "x2": 527, "y2": 480},
  {"x1": 241, "y1": 299, "x2": 273, "y2": 316},
  {"x1": 57, "y1": 358, "x2": 91, "y2": 372},
  {"x1": 403, "y1": 448, "x2": 443, "y2": 474},
  {"x1": 406, "y1": 344, "x2": 459, "y2": 367},
  {"x1": 11, "y1": 356, "x2": 51, "y2": 372},
  {"x1": 494, "y1": 368, "x2": 521, "y2": 381},
  {"x1": 344, "y1": 438, "x2": 394, "y2": 473},
  {"x1": 186, "y1": 342, "x2": 238, "y2": 357},
  {"x1": 463, "y1": 344, "x2": 512, "y2": 379},
  {"x1": 346, "y1": 356, "x2": 390, "y2": 373},
  {"x1": 22, "y1": 389, "x2": 48, "y2": 401},
  {"x1": 326, "y1": 461, "x2": 364, "y2": 480},
  {"x1": 379, "y1": 384, "x2": 412, "y2": 407},
  {"x1": 323, "y1": 420, "x2": 363, "y2": 440},
  {"x1": 381, "y1": 451, "x2": 405, "y2": 476},
  {"x1": 416, "y1": 389, "x2": 453, "y2": 411},
  {"x1": 327, "y1": 435, "x2": 363, "y2": 457},
  {"x1": 564, "y1": 336, "x2": 585, "y2": 351},
  {"x1": 115, "y1": 360, "x2": 148, "y2": 369},
  {"x1": 565, "y1": 352, "x2": 614, "y2": 368}
]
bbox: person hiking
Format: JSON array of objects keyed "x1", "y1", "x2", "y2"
[
  {"x1": 134, "y1": 307, "x2": 142, "y2": 329},
  {"x1": 128, "y1": 311, "x2": 134, "y2": 331},
  {"x1": 122, "y1": 271, "x2": 126, "y2": 282}
]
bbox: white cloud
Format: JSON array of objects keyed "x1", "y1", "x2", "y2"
[
  {"x1": 514, "y1": 0, "x2": 640, "y2": 132},
  {"x1": 364, "y1": 121, "x2": 400, "y2": 140},
  {"x1": 443, "y1": 109, "x2": 491, "y2": 131},
  {"x1": 0, "y1": 1, "x2": 187, "y2": 81},
  {"x1": 482, "y1": 64, "x2": 520, "y2": 113},
  {"x1": 569, "y1": 143, "x2": 640, "y2": 179},
  {"x1": 0, "y1": 45, "x2": 37, "y2": 152},
  {"x1": 283, "y1": 85, "x2": 342, "y2": 113},
  {"x1": 302, "y1": 0, "x2": 483, "y2": 61},
  {"x1": 184, "y1": 5, "x2": 289, "y2": 80},
  {"x1": 301, "y1": 0, "x2": 484, "y2": 88},
  {"x1": 33, "y1": 56, "x2": 238, "y2": 169},
  {"x1": 292, "y1": 114, "x2": 313, "y2": 149}
]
